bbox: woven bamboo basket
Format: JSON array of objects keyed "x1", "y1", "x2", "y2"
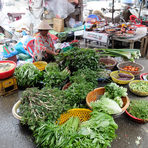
[
  {"x1": 117, "y1": 61, "x2": 144, "y2": 76},
  {"x1": 110, "y1": 70, "x2": 134, "y2": 84},
  {"x1": 99, "y1": 57, "x2": 117, "y2": 70},
  {"x1": 86, "y1": 87, "x2": 130, "y2": 117},
  {"x1": 57, "y1": 108, "x2": 92, "y2": 125},
  {"x1": 33, "y1": 61, "x2": 47, "y2": 71},
  {"x1": 129, "y1": 80, "x2": 148, "y2": 96}
]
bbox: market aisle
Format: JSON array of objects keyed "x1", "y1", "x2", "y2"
[{"x1": 0, "y1": 58, "x2": 148, "y2": 148}]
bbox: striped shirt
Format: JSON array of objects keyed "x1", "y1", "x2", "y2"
[{"x1": 34, "y1": 33, "x2": 54, "y2": 61}]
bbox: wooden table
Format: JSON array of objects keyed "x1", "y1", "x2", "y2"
[{"x1": 112, "y1": 34, "x2": 147, "y2": 49}]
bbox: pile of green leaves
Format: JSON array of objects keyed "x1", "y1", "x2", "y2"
[
  {"x1": 43, "y1": 63, "x2": 70, "y2": 88},
  {"x1": 33, "y1": 110, "x2": 118, "y2": 148},
  {"x1": 74, "y1": 111, "x2": 118, "y2": 148},
  {"x1": 19, "y1": 87, "x2": 71, "y2": 130},
  {"x1": 64, "y1": 82, "x2": 95, "y2": 107},
  {"x1": 127, "y1": 99, "x2": 148, "y2": 120},
  {"x1": 70, "y1": 68, "x2": 99, "y2": 86},
  {"x1": 14, "y1": 63, "x2": 42, "y2": 88},
  {"x1": 34, "y1": 117, "x2": 80, "y2": 148},
  {"x1": 56, "y1": 47, "x2": 100, "y2": 72},
  {"x1": 103, "y1": 83, "x2": 127, "y2": 107}
]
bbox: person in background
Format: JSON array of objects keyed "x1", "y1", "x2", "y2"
[{"x1": 34, "y1": 20, "x2": 58, "y2": 62}]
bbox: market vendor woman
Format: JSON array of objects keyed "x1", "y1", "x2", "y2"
[{"x1": 34, "y1": 20, "x2": 58, "y2": 62}]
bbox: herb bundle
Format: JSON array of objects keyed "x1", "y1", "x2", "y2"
[
  {"x1": 43, "y1": 63, "x2": 70, "y2": 88},
  {"x1": 19, "y1": 87, "x2": 71, "y2": 129},
  {"x1": 14, "y1": 63, "x2": 42, "y2": 88},
  {"x1": 127, "y1": 99, "x2": 148, "y2": 120},
  {"x1": 56, "y1": 47, "x2": 100, "y2": 73}
]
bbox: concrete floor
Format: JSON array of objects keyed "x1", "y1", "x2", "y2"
[{"x1": 0, "y1": 58, "x2": 148, "y2": 148}]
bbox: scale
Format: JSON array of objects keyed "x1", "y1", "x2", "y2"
[{"x1": 0, "y1": 76, "x2": 18, "y2": 96}]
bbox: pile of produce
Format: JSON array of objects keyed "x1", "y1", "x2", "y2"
[
  {"x1": 130, "y1": 81, "x2": 148, "y2": 93},
  {"x1": 127, "y1": 99, "x2": 148, "y2": 120},
  {"x1": 14, "y1": 63, "x2": 42, "y2": 88},
  {"x1": 19, "y1": 87, "x2": 71, "y2": 129},
  {"x1": 122, "y1": 65, "x2": 139, "y2": 72},
  {"x1": 34, "y1": 110, "x2": 118, "y2": 148},
  {"x1": 97, "y1": 48, "x2": 141, "y2": 62},
  {"x1": 117, "y1": 72, "x2": 133, "y2": 81},
  {"x1": 43, "y1": 63, "x2": 70, "y2": 88},
  {"x1": 56, "y1": 47, "x2": 100, "y2": 72},
  {"x1": 90, "y1": 83, "x2": 127, "y2": 114}
]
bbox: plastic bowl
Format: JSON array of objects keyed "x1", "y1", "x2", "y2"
[
  {"x1": 125, "y1": 110, "x2": 148, "y2": 123},
  {"x1": 140, "y1": 73, "x2": 148, "y2": 81},
  {"x1": 110, "y1": 70, "x2": 134, "y2": 84},
  {"x1": 117, "y1": 61, "x2": 144, "y2": 76},
  {"x1": 0, "y1": 60, "x2": 16, "y2": 79}
]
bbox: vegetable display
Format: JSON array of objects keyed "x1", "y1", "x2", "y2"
[
  {"x1": 127, "y1": 100, "x2": 148, "y2": 120},
  {"x1": 34, "y1": 110, "x2": 118, "y2": 148},
  {"x1": 122, "y1": 66, "x2": 139, "y2": 72},
  {"x1": 14, "y1": 63, "x2": 42, "y2": 88},
  {"x1": 56, "y1": 47, "x2": 100, "y2": 72},
  {"x1": 97, "y1": 48, "x2": 141, "y2": 62},
  {"x1": 43, "y1": 63, "x2": 70, "y2": 88},
  {"x1": 130, "y1": 81, "x2": 148, "y2": 93},
  {"x1": 90, "y1": 97, "x2": 122, "y2": 114},
  {"x1": 19, "y1": 87, "x2": 71, "y2": 129}
]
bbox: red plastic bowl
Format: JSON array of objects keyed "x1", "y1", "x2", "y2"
[
  {"x1": 125, "y1": 110, "x2": 147, "y2": 124},
  {"x1": 140, "y1": 73, "x2": 148, "y2": 80},
  {"x1": 0, "y1": 60, "x2": 16, "y2": 79}
]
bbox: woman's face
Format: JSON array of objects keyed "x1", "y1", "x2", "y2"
[{"x1": 39, "y1": 30, "x2": 49, "y2": 36}]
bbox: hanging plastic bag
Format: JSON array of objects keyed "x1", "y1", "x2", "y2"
[{"x1": 46, "y1": 0, "x2": 75, "y2": 19}]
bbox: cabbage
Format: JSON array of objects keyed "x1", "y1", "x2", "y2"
[{"x1": 90, "y1": 97, "x2": 122, "y2": 114}]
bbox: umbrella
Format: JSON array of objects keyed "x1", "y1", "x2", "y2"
[{"x1": 112, "y1": 0, "x2": 115, "y2": 23}]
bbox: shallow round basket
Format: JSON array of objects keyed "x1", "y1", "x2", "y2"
[
  {"x1": 110, "y1": 70, "x2": 134, "y2": 84},
  {"x1": 12, "y1": 100, "x2": 22, "y2": 120},
  {"x1": 99, "y1": 57, "x2": 117, "y2": 70},
  {"x1": 33, "y1": 61, "x2": 47, "y2": 71},
  {"x1": 129, "y1": 80, "x2": 148, "y2": 96},
  {"x1": 140, "y1": 73, "x2": 148, "y2": 81},
  {"x1": 57, "y1": 108, "x2": 92, "y2": 125},
  {"x1": 117, "y1": 61, "x2": 144, "y2": 76},
  {"x1": 62, "y1": 82, "x2": 72, "y2": 90},
  {"x1": 86, "y1": 87, "x2": 130, "y2": 117},
  {"x1": 0, "y1": 60, "x2": 16, "y2": 79},
  {"x1": 125, "y1": 110, "x2": 148, "y2": 124}
]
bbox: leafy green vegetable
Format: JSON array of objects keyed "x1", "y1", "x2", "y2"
[
  {"x1": 103, "y1": 83, "x2": 127, "y2": 107},
  {"x1": 90, "y1": 97, "x2": 122, "y2": 114},
  {"x1": 19, "y1": 87, "x2": 71, "y2": 130},
  {"x1": 127, "y1": 99, "x2": 148, "y2": 120},
  {"x1": 43, "y1": 63, "x2": 70, "y2": 89},
  {"x1": 34, "y1": 117, "x2": 80, "y2": 148},
  {"x1": 56, "y1": 47, "x2": 100, "y2": 73},
  {"x1": 72, "y1": 111, "x2": 118, "y2": 148},
  {"x1": 64, "y1": 82, "x2": 95, "y2": 106},
  {"x1": 130, "y1": 81, "x2": 148, "y2": 93},
  {"x1": 14, "y1": 63, "x2": 42, "y2": 88},
  {"x1": 97, "y1": 48, "x2": 141, "y2": 62}
]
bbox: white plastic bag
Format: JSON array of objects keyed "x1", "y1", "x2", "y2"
[{"x1": 46, "y1": 0, "x2": 75, "y2": 19}]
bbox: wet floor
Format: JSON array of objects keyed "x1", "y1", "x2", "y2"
[{"x1": 0, "y1": 58, "x2": 148, "y2": 148}]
